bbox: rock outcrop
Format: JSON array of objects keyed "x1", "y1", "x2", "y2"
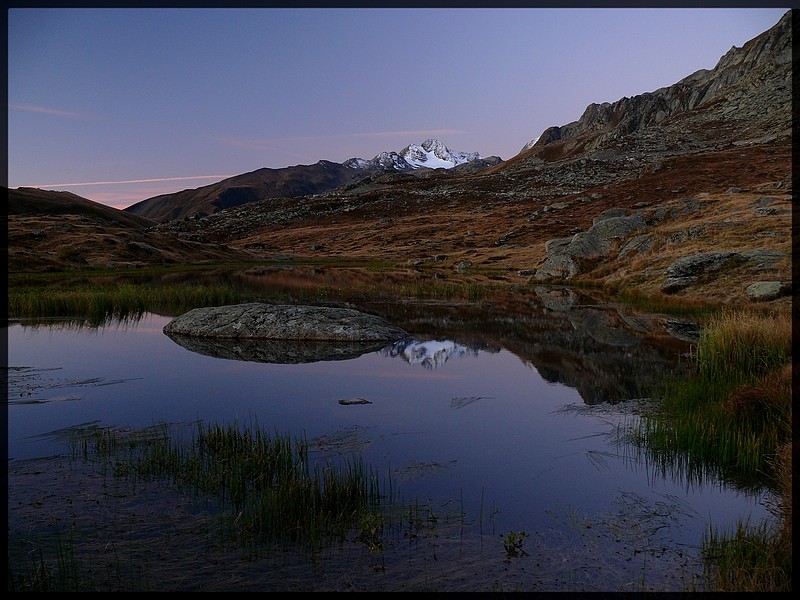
[
  {"x1": 534, "y1": 211, "x2": 646, "y2": 281},
  {"x1": 163, "y1": 303, "x2": 408, "y2": 342}
]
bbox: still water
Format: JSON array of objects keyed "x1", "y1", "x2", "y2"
[{"x1": 5, "y1": 282, "x2": 774, "y2": 590}]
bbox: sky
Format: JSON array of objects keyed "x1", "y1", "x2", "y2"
[{"x1": 7, "y1": 6, "x2": 790, "y2": 210}]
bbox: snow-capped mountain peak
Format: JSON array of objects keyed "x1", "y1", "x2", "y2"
[{"x1": 344, "y1": 139, "x2": 482, "y2": 171}]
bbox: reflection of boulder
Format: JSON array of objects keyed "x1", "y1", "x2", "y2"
[
  {"x1": 165, "y1": 332, "x2": 392, "y2": 364},
  {"x1": 533, "y1": 286, "x2": 578, "y2": 312},
  {"x1": 567, "y1": 308, "x2": 639, "y2": 348}
]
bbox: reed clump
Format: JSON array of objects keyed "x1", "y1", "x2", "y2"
[
  {"x1": 73, "y1": 421, "x2": 385, "y2": 550},
  {"x1": 630, "y1": 308, "x2": 792, "y2": 591},
  {"x1": 635, "y1": 309, "x2": 791, "y2": 479},
  {"x1": 7, "y1": 283, "x2": 254, "y2": 324}
]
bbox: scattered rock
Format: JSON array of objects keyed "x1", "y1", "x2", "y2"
[
  {"x1": 752, "y1": 206, "x2": 789, "y2": 216},
  {"x1": 338, "y1": 397, "x2": 372, "y2": 405},
  {"x1": 661, "y1": 252, "x2": 744, "y2": 293},
  {"x1": 455, "y1": 259, "x2": 473, "y2": 272},
  {"x1": 534, "y1": 255, "x2": 580, "y2": 281},
  {"x1": 744, "y1": 281, "x2": 791, "y2": 302}
]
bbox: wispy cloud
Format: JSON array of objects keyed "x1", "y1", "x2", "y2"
[
  {"x1": 350, "y1": 129, "x2": 468, "y2": 139},
  {"x1": 219, "y1": 129, "x2": 468, "y2": 149},
  {"x1": 214, "y1": 136, "x2": 318, "y2": 162},
  {"x1": 8, "y1": 103, "x2": 95, "y2": 119},
  {"x1": 21, "y1": 175, "x2": 235, "y2": 189},
  {"x1": 216, "y1": 136, "x2": 301, "y2": 154}
]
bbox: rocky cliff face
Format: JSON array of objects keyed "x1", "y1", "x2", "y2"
[{"x1": 531, "y1": 10, "x2": 791, "y2": 155}]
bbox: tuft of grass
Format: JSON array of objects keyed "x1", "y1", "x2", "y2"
[
  {"x1": 70, "y1": 421, "x2": 387, "y2": 550},
  {"x1": 692, "y1": 309, "x2": 791, "y2": 382},
  {"x1": 632, "y1": 309, "x2": 791, "y2": 480},
  {"x1": 625, "y1": 309, "x2": 792, "y2": 591},
  {"x1": 7, "y1": 283, "x2": 255, "y2": 325}
]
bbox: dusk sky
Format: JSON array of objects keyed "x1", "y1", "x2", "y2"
[{"x1": 7, "y1": 7, "x2": 789, "y2": 210}]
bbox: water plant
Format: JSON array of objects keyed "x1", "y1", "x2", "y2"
[{"x1": 502, "y1": 530, "x2": 528, "y2": 561}]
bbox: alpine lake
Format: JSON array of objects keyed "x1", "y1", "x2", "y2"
[{"x1": 5, "y1": 264, "x2": 777, "y2": 592}]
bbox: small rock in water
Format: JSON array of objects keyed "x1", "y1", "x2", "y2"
[{"x1": 338, "y1": 397, "x2": 372, "y2": 406}]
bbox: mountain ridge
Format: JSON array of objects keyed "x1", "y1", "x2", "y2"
[{"x1": 125, "y1": 138, "x2": 491, "y2": 223}]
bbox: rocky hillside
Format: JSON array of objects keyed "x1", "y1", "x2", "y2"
[
  {"x1": 7, "y1": 11, "x2": 792, "y2": 308},
  {"x1": 125, "y1": 139, "x2": 493, "y2": 223},
  {"x1": 6, "y1": 187, "x2": 251, "y2": 271},
  {"x1": 123, "y1": 160, "x2": 366, "y2": 224}
]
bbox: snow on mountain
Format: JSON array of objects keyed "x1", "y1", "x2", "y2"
[
  {"x1": 344, "y1": 138, "x2": 482, "y2": 171},
  {"x1": 520, "y1": 137, "x2": 540, "y2": 153}
]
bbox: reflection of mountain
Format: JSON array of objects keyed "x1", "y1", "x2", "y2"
[
  {"x1": 380, "y1": 339, "x2": 489, "y2": 369},
  {"x1": 357, "y1": 287, "x2": 694, "y2": 405}
]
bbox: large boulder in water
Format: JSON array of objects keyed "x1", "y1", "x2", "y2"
[{"x1": 163, "y1": 302, "x2": 407, "y2": 342}]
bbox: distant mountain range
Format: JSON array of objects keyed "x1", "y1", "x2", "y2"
[
  {"x1": 343, "y1": 138, "x2": 483, "y2": 171},
  {"x1": 125, "y1": 138, "x2": 496, "y2": 223}
]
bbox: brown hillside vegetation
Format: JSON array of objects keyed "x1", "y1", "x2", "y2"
[{"x1": 6, "y1": 136, "x2": 791, "y2": 310}]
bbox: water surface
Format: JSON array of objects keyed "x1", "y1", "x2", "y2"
[{"x1": 5, "y1": 282, "x2": 774, "y2": 590}]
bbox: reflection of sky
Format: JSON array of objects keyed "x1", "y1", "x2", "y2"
[{"x1": 6, "y1": 314, "x2": 771, "y2": 559}]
